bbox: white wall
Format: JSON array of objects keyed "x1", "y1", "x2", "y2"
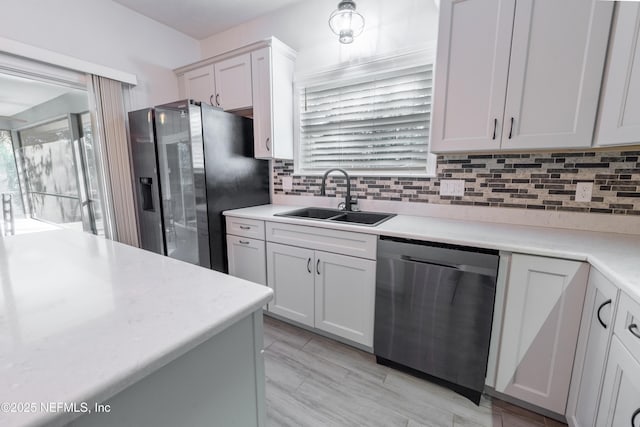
[
  {"x1": 0, "y1": 0, "x2": 200, "y2": 110},
  {"x1": 199, "y1": 0, "x2": 439, "y2": 74}
]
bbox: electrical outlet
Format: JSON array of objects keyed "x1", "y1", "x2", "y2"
[
  {"x1": 440, "y1": 179, "x2": 465, "y2": 196},
  {"x1": 282, "y1": 176, "x2": 293, "y2": 192},
  {"x1": 575, "y1": 182, "x2": 593, "y2": 202}
]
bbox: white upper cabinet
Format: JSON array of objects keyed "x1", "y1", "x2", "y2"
[
  {"x1": 596, "y1": 3, "x2": 640, "y2": 146},
  {"x1": 251, "y1": 40, "x2": 295, "y2": 160},
  {"x1": 176, "y1": 38, "x2": 296, "y2": 160},
  {"x1": 430, "y1": 0, "x2": 514, "y2": 152},
  {"x1": 181, "y1": 55, "x2": 252, "y2": 111},
  {"x1": 431, "y1": 0, "x2": 613, "y2": 153},
  {"x1": 183, "y1": 65, "x2": 215, "y2": 107},
  {"x1": 213, "y1": 53, "x2": 252, "y2": 111}
]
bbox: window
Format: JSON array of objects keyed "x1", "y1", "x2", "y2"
[{"x1": 295, "y1": 50, "x2": 435, "y2": 176}]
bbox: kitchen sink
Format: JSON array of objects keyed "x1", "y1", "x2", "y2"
[
  {"x1": 275, "y1": 207, "x2": 395, "y2": 227},
  {"x1": 330, "y1": 211, "x2": 395, "y2": 226},
  {"x1": 275, "y1": 207, "x2": 343, "y2": 220}
]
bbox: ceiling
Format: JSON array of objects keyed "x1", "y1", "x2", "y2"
[
  {"x1": 0, "y1": 73, "x2": 73, "y2": 117},
  {"x1": 113, "y1": 0, "x2": 307, "y2": 40}
]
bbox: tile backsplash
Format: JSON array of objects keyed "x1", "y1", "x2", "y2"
[{"x1": 273, "y1": 150, "x2": 640, "y2": 215}]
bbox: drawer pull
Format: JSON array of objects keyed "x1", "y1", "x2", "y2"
[
  {"x1": 632, "y1": 408, "x2": 640, "y2": 427},
  {"x1": 307, "y1": 257, "x2": 311, "y2": 273},
  {"x1": 630, "y1": 323, "x2": 640, "y2": 340},
  {"x1": 239, "y1": 226, "x2": 251, "y2": 230},
  {"x1": 239, "y1": 240, "x2": 250, "y2": 245},
  {"x1": 597, "y1": 299, "x2": 612, "y2": 329}
]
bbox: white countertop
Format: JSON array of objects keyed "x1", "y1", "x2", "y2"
[
  {"x1": 0, "y1": 230, "x2": 272, "y2": 427},
  {"x1": 224, "y1": 204, "x2": 640, "y2": 302}
]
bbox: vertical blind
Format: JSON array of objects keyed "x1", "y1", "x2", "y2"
[
  {"x1": 298, "y1": 63, "x2": 432, "y2": 173},
  {"x1": 89, "y1": 75, "x2": 139, "y2": 247}
]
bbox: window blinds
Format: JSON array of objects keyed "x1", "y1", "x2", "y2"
[{"x1": 298, "y1": 63, "x2": 432, "y2": 173}]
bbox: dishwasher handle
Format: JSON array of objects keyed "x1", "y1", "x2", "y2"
[
  {"x1": 399, "y1": 255, "x2": 497, "y2": 278},
  {"x1": 401, "y1": 255, "x2": 460, "y2": 270}
]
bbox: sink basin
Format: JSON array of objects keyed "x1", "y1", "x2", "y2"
[
  {"x1": 275, "y1": 207, "x2": 395, "y2": 227},
  {"x1": 330, "y1": 211, "x2": 396, "y2": 226},
  {"x1": 275, "y1": 207, "x2": 343, "y2": 220}
]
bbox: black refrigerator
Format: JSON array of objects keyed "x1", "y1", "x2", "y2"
[{"x1": 128, "y1": 100, "x2": 270, "y2": 272}]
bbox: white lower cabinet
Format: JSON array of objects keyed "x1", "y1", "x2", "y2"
[
  {"x1": 314, "y1": 251, "x2": 376, "y2": 346},
  {"x1": 264, "y1": 222, "x2": 377, "y2": 348},
  {"x1": 266, "y1": 242, "x2": 315, "y2": 327},
  {"x1": 495, "y1": 253, "x2": 589, "y2": 414},
  {"x1": 266, "y1": 242, "x2": 376, "y2": 347},
  {"x1": 595, "y1": 337, "x2": 640, "y2": 427},
  {"x1": 226, "y1": 235, "x2": 267, "y2": 286},
  {"x1": 566, "y1": 268, "x2": 618, "y2": 427},
  {"x1": 225, "y1": 216, "x2": 267, "y2": 288}
]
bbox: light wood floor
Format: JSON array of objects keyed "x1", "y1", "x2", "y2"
[{"x1": 263, "y1": 316, "x2": 567, "y2": 427}]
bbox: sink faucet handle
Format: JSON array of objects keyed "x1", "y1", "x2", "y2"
[{"x1": 349, "y1": 197, "x2": 359, "y2": 212}]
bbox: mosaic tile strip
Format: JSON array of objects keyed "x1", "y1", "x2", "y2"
[{"x1": 273, "y1": 150, "x2": 640, "y2": 215}]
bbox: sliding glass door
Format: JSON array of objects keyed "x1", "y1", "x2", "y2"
[{"x1": 15, "y1": 115, "x2": 104, "y2": 235}]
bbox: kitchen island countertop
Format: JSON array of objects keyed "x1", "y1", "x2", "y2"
[{"x1": 0, "y1": 229, "x2": 272, "y2": 427}]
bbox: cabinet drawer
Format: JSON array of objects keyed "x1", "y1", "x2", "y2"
[
  {"x1": 226, "y1": 216, "x2": 265, "y2": 240},
  {"x1": 266, "y1": 222, "x2": 377, "y2": 260},
  {"x1": 614, "y1": 292, "x2": 640, "y2": 361}
]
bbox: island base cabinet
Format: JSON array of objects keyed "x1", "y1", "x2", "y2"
[
  {"x1": 69, "y1": 312, "x2": 266, "y2": 427},
  {"x1": 566, "y1": 268, "x2": 618, "y2": 427},
  {"x1": 595, "y1": 337, "x2": 640, "y2": 427},
  {"x1": 314, "y1": 251, "x2": 376, "y2": 347},
  {"x1": 495, "y1": 254, "x2": 589, "y2": 414},
  {"x1": 266, "y1": 242, "x2": 315, "y2": 327}
]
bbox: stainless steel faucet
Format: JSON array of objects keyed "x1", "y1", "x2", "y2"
[{"x1": 319, "y1": 168, "x2": 356, "y2": 211}]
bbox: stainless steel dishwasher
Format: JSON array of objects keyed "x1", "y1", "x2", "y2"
[{"x1": 374, "y1": 236, "x2": 499, "y2": 404}]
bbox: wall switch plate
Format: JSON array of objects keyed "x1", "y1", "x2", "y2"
[
  {"x1": 440, "y1": 179, "x2": 465, "y2": 196},
  {"x1": 575, "y1": 182, "x2": 593, "y2": 202},
  {"x1": 282, "y1": 176, "x2": 293, "y2": 192}
]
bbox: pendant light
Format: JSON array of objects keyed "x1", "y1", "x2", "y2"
[{"x1": 328, "y1": 0, "x2": 365, "y2": 44}]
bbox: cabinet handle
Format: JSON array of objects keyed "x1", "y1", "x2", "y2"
[
  {"x1": 492, "y1": 118, "x2": 497, "y2": 140},
  {"x1": 508, "y1": 117, "x2": 514, "y2": 139},
  {"x1": 630, "y1": 323, "x2": 640, "y2": 340},
  {"x1": 239, "y1": 225, "x2": 251, "y2": 230},
  {"x1": 215, "y1": 93, "x2": 220, "y2": 106},
  {"x1": 632, "y1": 408, "x2": 640, "y2": 427},
  {"x1": 209, "y1": 95, "x2": 214, "y2": 106},
  {"x1": 307, "y1": 257, "x2": 311, "y2": 273},
  {"x1": 597, "y1": 299, "x2": 612, "y2": 329},
  {"x1": 266, "y1": 137, "x2": 271, "y2": 152},
  {"x1": 316, "y1": 259, "x2": 320, "y2": 275},
  {"x1": 239, "y1": 240, "x2": 250, "y2": 245}
]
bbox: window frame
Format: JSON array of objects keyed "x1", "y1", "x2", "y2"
[{"x1": 293, "y1": 47, "x2": 437, "y2": 177}]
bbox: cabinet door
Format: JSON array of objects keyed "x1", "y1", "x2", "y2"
[
  {"x1": 213, "y1": 53, "x2": 253, "y2": 111},
  {"x1": 501, "y1": 0, "x2": 613, "y2": 150},
  {"x1": 226, "y1": 235, "x2": 266, "y2": 286},
  {"x1": 314, "y1": 251, "x2": 376, "y2": 347},
  {"x1": 251, "y1": 47, "x2": 273, "y2": 159},
  {"x1": 566, "y1": 269, "x2": 618, "y2": 427},
  {"x1": 183, "y1": 65, "x2": 215, "y2": 106},
  {"x1": 495, "y1": 254, "x2": 589, "y2": 414},
  {"x1": 266, "y1": 242, "x2": 314, "y2": 327},
  {"x1": 595, "y1": 337, "x2": 640, "y2": 427},
  {"x1": 596, "y1": 3, "x2": 640, "y2": 147},
  {"x1": 430, "y1": 0, "x2": 515, "y2": 153}
]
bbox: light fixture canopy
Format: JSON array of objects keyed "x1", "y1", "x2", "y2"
[{"x1": 328, "y1": 0, "x2": 365, "y2": 44}]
